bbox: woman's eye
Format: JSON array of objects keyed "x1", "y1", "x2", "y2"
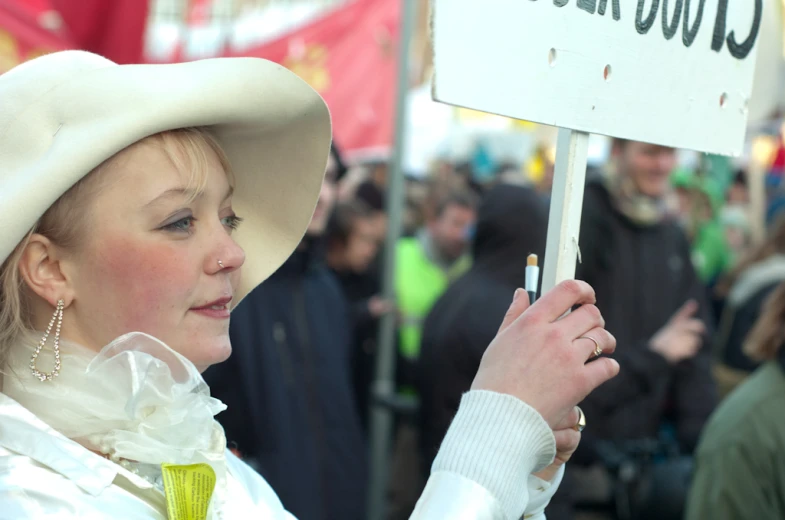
[
  {"x1": 222, "y1": 215, "x2": 244, "y2": 232},
  {"x1": 163, "y1": 216, "x2": 195, "y2": 232}
]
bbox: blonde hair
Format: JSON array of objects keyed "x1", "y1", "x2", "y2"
[
  {"x1": 0, "y1": 127, "x2": 233, "y2": 368},
  {"x1": 744, "y1": 281, "x2": 785, "y2": 361}
]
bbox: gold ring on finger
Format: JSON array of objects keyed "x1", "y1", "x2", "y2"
[
  {"x1": 580, "y1": 335, "x2": 603, "y2": 358},
  {"x1": 573, "y1": 406, "x2": 586, "y2": 433}
]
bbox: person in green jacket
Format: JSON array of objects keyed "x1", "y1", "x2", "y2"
[
  {"x1": 686, "y1": 281, "x2": 785, "y2": 520},
  {"x1": 388, "y1": 188, "x2": 476, "y2": 520},
  {"x1": 395, "y1": 190, "x2": 476, "y2": 364},
  {"x1": 672, "y1": 169, "x2": 733, "y2": 284}
]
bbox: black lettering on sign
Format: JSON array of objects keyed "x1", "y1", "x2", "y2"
[
  {"x1": 661, "y1": 0, "x2": 683, "y2": 40},
  {"x1": 598, "y1": 0, "x2": 621, "y2": 20},
  {"x1": 682, "y1": 0, "x2": 706, "y2": 47},
  {"x1": 578, "y1": 0, "x2": 596, "y2": 14},
  {"x1": 636, "y1": 0, "x2": 660, "y2": 34},
  {"x1": 726, "y1": 0, "x2": 762, "y2": 59},
  {"x1": 534, "y1": 0, "x2": 758, "y2": 60},
  {"x1": 711, "y1": 0, "x2": 727, "y2": 51}
]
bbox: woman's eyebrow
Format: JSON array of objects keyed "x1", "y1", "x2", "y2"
[
  {"x1": 144, "y1": 187, "x2": 199, "y2": 208},
  {"x1": 145, "y1": 184, "x2": 234, "y2": 208}
]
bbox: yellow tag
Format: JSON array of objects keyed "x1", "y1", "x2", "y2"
[{"x1": 161, "y1": 463, "x2": 216, "y2": 520}]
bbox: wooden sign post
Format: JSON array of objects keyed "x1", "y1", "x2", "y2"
[
  {"x1": 432, "y1": 0, "x2": 764, "y2": 290},
  {"x1": 542, "y1": 129, "x2": 590, "y2": 292}
]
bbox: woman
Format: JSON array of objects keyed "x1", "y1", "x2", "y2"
[
  {"x1": 0, "y1": 51, "x2": 618, "y2": 519},
  {"x1": 685, "y1": 281, "x2": 785, "y2": 519},
  {"x1": 713, "y1": 215, "x2": 785, "y2": 396}
]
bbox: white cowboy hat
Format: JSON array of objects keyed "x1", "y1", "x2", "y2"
[{"x1": 0, "y1": 51, "x2": 331, "y2": 306}]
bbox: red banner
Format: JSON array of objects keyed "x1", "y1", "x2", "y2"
[
  {"x1": 49, "y1": 0, "x2": 150, "y2": 64},
  {"x1": 229, "y1": 0, "x2": 400, "y2": 160},
  {"x1": 187, "y1": 0, "x2": 212, "y2": 26},
  {"x1": 0, "y1": 0, "x2": 71, "y2": 73}
]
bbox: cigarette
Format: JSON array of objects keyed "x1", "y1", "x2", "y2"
[{"x1": 525, "y1": 254, "x2": 539, "y2": 305}]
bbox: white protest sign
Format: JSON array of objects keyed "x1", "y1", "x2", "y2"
[
  {"x1": 432, "y1": 0, "x2": 763, "y2": 292},
  {"x1": 432, "y1": 0, "x2": 762, "y2": 157}
]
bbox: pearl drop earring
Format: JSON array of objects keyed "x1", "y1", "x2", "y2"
[{"x1": 30, "y1": 299, "x2": 64, "y2": 382}]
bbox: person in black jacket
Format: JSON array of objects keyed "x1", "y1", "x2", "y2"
[
  {"x1": 417, "y1": 184, "x2": 548, "y2": 478},
  {"x1": 204, "y1": 146, "x2": 367, "y2": 520},
  {"x1": 563, "y1": 139, "x2": 717, "y2": 519},
  {"x1": 326, "y1": 200, "x2": 392, "y2": 430}
]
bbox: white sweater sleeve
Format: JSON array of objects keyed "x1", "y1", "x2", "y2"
[{"x1": 410, "y1": 390, "x2": 558, "y2": 520}]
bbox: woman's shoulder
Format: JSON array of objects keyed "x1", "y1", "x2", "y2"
[
  {"x1": 0, "y1": 446, "x2": 163, "y2": 520},
  {"x1": 0, "y1": 392, "x2": 166, "y2": 519}
]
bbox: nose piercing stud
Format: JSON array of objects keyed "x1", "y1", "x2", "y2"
[{"x1": 218, "y1": 260, "x2": 225, "y2": 269}]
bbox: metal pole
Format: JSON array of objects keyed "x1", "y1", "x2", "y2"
[{"x1": 367, "y1": 0, "x2": 416, "y2": 518}]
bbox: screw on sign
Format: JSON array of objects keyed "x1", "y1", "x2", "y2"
[{"x1": 432, "y1": 0, "x2": 762, "y2": 289}]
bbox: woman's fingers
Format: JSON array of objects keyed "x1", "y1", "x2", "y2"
[
  {"x1": 574, "y1": 327, "x2": 617, "y2": 361},
  {"x1": 581, "y1": 357, "x2": 621, "y2": 399},
  {"x1": 526, "y1": 280, "x2": 596, "y2": 324},
  {"x1": 474, "y1": 279, "x2": 619, "y2": 430},
  {"x1": 560, "y1": 304, "x2": 604, "y2": 339},
  {"x1": 498, "y1": 288, "x2": 530, "y2": 332},
  {"x1": 553, "y1": 406, "x2": 581, "y2": 431},
  {"x1": 552, "y1": 428, "x2": 581, "y2": 463}
]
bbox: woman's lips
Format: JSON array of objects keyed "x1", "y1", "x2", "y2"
[
  {"x1": 190, "y1": 307, "x2": 230, "y2": 319},
  {"x1": 190, "y1": 297, "x2": 232, "y2": 319}
]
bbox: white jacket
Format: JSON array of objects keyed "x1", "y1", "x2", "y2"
[
  {"x1": 0, "y1": 393, "x2": 294, "y2": 519},
  {"x1": 0, "y1": 333, "x2": 562, "y2": 520}
]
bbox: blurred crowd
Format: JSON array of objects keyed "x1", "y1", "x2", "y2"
[{"x1": 204, "y1": 134, "x2": 785, "y2": 520}]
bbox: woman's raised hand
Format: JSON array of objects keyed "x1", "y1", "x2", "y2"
[{"x1": 472, "y1": 280, "x2": 619, "y2": 430}]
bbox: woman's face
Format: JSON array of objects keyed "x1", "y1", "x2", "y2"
[{"x1": 58, "y1": 139, "x2": 245, "y2": 371}]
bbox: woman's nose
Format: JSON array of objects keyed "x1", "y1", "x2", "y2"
[{"x1": 212, "y1": 231, "x2": 246, "y2": 273}]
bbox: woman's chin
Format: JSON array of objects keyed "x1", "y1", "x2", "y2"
[
  {"x1": 212, "y1": 342, "x2": 233, "y2": 365},
  {"x1": 184, "y1": 338, "x2": 232, "y2": 373}
]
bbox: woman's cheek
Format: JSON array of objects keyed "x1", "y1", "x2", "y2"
[{"x1": 93, "y1": 238, "x2": 197, "y2": 330}]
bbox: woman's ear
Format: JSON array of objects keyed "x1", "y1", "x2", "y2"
[{"x1": 18, "y1": 234, "x2": 74, "y2": 307}]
